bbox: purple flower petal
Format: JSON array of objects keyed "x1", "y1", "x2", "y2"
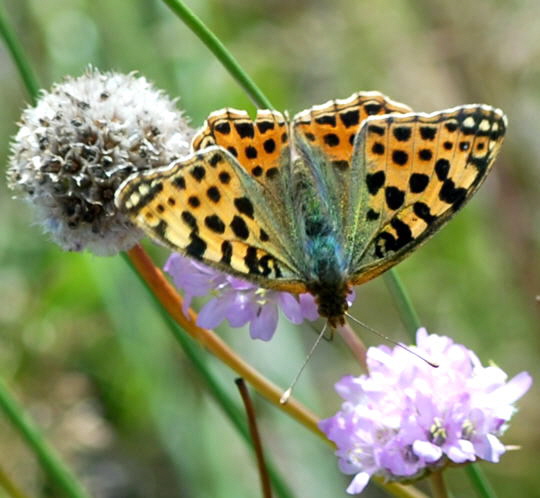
[
  {"x1": 299, "y1": 293, "x2": 319, "y2": 320},
  {"x1": 165, "y1": 254, "x2": 319, "y2": 339},
  {"x1": 278, "y1": 292, "x2": 304, "y2": 324},
  {"x1": 197, "y1": 296, "x2": 232, "y2": 329},
  {"x1": 249, "y1": 301, "x2": 279, "y2": 341},
  {"x1": 346, "y1": 472, "x2": 371, "y2": 495},
  {"x1": 413, "y1": 440, "x2": 442, "y2": 463}
]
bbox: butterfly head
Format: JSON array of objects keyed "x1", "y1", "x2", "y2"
[{"x1": 307, "y1": 280, "x2": 351, "y2": 327}]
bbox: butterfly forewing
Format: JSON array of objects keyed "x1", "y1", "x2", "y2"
[
  {"x1": 192, "y1": 108, "x2": 289, "y2": 187},
  {"x1": 115, "y1": 146, "x2": 306, "y2": 292},
  {"x1": 291, "y1": 92, "x2": 413, "y2": 258},
  {"x1": 350, "y1": 104, "x2": 507, "y2": 284}
]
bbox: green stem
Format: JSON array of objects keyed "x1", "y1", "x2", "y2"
[
  {"x1": 0, "y1": 380, "x2": 91, "y2": 498},
  {"x1": 465, "y1": 465, "x2": 498, "y2": 498},
  {"x1": 121, "y1": 254, "x2": 295, "y2": 498},
  {"x1": 384, "y1": 270, "x2": 422, "y2": 341},
  {"x1": 162, "y1": 0, "x2": 425, "y2": 347},
  {"x1": 429, "y1": 471, "x2": 449, "y2": 498},
  {"x1": 0, "y1": 1, "x2": 40, "y2": 102},
  {"x1": 0, "y1": 10, "x2": 93, "y2": 498},
  {"x1": 160, "y1": 0, "x2": 272, "y2": 109}
]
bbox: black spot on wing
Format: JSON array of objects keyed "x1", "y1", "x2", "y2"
[
  {"x1": 186, "y1": 233, "x2": 207, "y2": 259},
  {"x1": 244, "y1": 246, "x2": 259, "y2": 274},
  {"x1": 435, "y1": 159, "x2": 450, "y2": 181},
  {"x1": 214, "y1": 121, "x2": 231, "y2": 134},
  {"x1": 230, "y1": 215, "x2": 249, "y2": 239},
  {"x1": 366, "y1": 171, "x2": 385, "y2": 195},
  {"x1": 413, "y1": 202, "x2": 436, "y2": 223},
  {"x1": 153, "y1": 220, "x2": 168, "y2": 239},
  {"x1": 234, "y1": 197, "x2": 254, "y2": 218},
  {"x1": 257, "y1": 120, "x2": 275, "y2": 133},
  {"x1": 245, "y1": 145, "x2": 258, "y2": 159},
  {"x1": 263, "y1": 138, "x2": 276, "y2": 153},
  {"x1": 393, "y1": 126, "x2": 412, "y2": 142},
  {"x1": 181, "y1": 211, "x2": 198, "y2": 230},
  {"x1": 221, "y1": 241, "x2": 232, "y2": 264},
  {"x1": 420, "y1": 126, "x2": 437, "y2": 140},
  {"x1": 366, "y1": 208, "x2": 380, "y2": 220},
  {"x1": 368, "y1": 124, "x2": 386, "y2": 136},
  {"x1": 324, "y1": 133, "x2": 340, "y2": 146},
  {"x1": 209, "y1": 153, "x2": 223, "y2": 167},
  {"x1": 173, "y1": 176, "x2": 186, "y2": 190},
  {"x1": 445, "y1": 121, "x2": 458, "y2": 132},
  {"x1": 191, "y1": 166, "x2": 206, "y2": 182},
  {"x1": 392, "y1": 150, "x2": 408, "y2": 166},
  {"x1": 409, "y1": 173, "x2": 429, "y2": 193},
  {"x1": 364, "y1": 103, "x2": 382, "y2": 115},
  {"x1": 371, "y1": 142, "x2": 385, "y2": 155},
  {"x1": 439, "y1": 179, "x2": 467, "y2": 208},
  {"x1": 205, "y1": 214, "x2": 225, "y2": 233},
  {"x1": 219, "y1": 171, "x2": 231, "y2": 184},
  {"x1": 258, "y1": 255, "x2": 273, "y2": 277},
  {"x1": 385, "y1": 186, "x2": 405, "y2": 210},
  {"x1": 373, "y1": 218, "x2": 413, "y2": 258},
  {"x1": 315, "y1": 114, "x2": 336, "y2": 126},
  {"x1": 339, "y1": 109, "x2": 359, "y2": 127},
  {"x1": 234, "y1": 121, "x2": 254, "y2": 138},
  {"x1": 207, "y1": 186, "x2": 221, "y2": 203}
]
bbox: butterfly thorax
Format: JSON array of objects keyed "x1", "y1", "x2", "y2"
[{"x1": 293, "y1": 159, "x2": 350, "y2": 326}]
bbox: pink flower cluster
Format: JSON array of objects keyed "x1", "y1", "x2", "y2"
[{"x1": 320, "y1": 328, "x2": 531, "y2": 494}]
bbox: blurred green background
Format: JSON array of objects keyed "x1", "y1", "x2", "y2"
[{"x1": 0, "y1": 0, "x2": 538, "y2": 497}]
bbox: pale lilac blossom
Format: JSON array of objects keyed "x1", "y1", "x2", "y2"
[
  {"x1": 319, "y1": 328, "x2": 532, "y2": 494},
  {"x1": 164, "y1": 253, "x2": 319, "y2": 340}
]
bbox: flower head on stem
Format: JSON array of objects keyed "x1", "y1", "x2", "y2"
[{"x1": 320, "y1": 327, "x2": 532, "y2": 495}]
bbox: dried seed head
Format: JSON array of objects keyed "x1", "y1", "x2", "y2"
[{"x1": 7, "y1": 68, "x2": 193, "y2": 255}]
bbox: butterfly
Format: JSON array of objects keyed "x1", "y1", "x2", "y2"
[{"x1": 115, "y1": 91, "x2": 506, "y2": 327}]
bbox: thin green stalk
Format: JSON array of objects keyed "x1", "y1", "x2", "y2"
[
  {"x1": 160, "y1": 0, "x2": 272, "y2": 109},
  {"x1": 161, "y1": 0, "x2": 423, "y2": 345},
  {"x1": 0, "y1": 1, "x2": 39, "y2": 102},
  {"x1": 0, "y1": 380, "x2": 91, "y2": 498},
  {"x1": 383, "y1": 270, "x2": 422, "y2": 341},
  {"x1": 465, "y1": 465, "x2": 498, "y2": 498},
  {"x1": 121, "y1": 253, "x2": 295, "y2": 498},
  {"x1": 429, "y1": 471, "x2": 449, "y2": 498},
  {"x1": 0, "y1": 10, "x2": 92, "y2": 498}
]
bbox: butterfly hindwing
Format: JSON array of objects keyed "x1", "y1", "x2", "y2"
[
  {"x1": 349, "y1": 104, "x2": 507, "y2": 284},
  {"x1": 116, "y1": 146, "x2": 307, "y2": 292}
]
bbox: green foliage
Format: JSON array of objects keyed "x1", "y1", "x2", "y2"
[{"x1": 1, "y1": 0, "x2": 538, "y2": 496}]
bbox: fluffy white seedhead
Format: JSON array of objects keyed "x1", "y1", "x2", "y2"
[{"x1": 7, "y1": 68, "x2": 193, "y2": 255}]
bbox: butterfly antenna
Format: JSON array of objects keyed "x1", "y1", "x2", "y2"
[
  {"x1": 344, "y1": 312, "x2": 439, "y2": 368},
  {"x1": 280, "y1": 321, "x2": 328, "y2": 405}
]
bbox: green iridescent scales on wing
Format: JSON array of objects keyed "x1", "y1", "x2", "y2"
[{"x1": 115, "y1": 91, "x2": 507, "y2": 325}]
